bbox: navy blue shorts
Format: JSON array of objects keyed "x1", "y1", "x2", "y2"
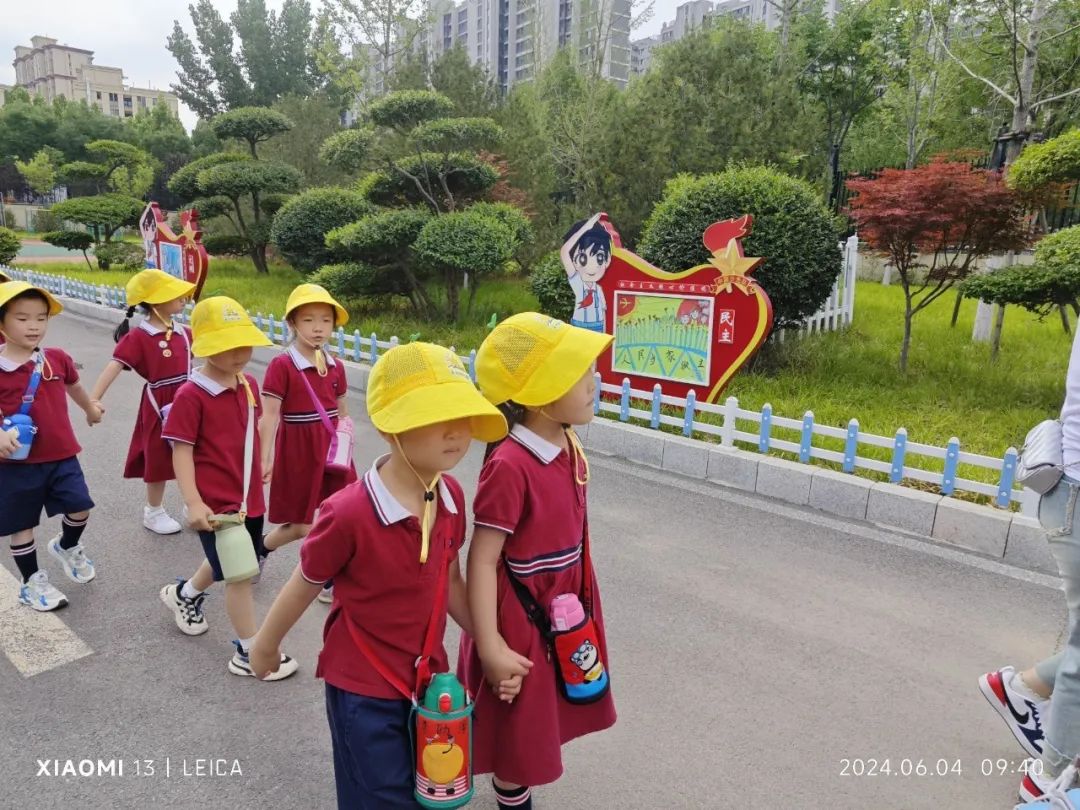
[
  {"x1": 324, "y1": 684, "x2": 419, "y2": 809},
  {"x1": 197, "y1": 515, "x2": 264, "y2": 583},
  {"x1": 0, "y1": 457, "x2": 94, "y2": 536}
]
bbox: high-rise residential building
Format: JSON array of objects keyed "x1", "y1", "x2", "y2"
[
  {"x1": 414, "y1": 0, "x2": 631, "y2": 93},
  {"x1": 3, "y1": 36, "x2": 179, "y2": 118},
  {"x1": 630, "y1": 0, "x2": 839, "y2": 75}
]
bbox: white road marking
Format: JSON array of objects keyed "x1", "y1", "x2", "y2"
[{"x1": 0, "y1": 566, "x2": 93, "y2": 677}]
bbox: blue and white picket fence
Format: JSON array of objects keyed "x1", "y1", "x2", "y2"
[
  {"x1": 2, "y1": 262, "x2": 1026, "y2": 512},
  {"x1": 594, "y1": 374, "x2": 1025, "y2": 512}
]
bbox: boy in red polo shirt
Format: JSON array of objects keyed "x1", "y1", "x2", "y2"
[
  {"x1": 0, "y1": 282, "x2": 103, "y2": 611},
  {"x1": 158, "y1": 296, "x2": 298, "y2": 681},
  {"x1": 250, "y1": 343, "x2": 518, "y2": 809}
]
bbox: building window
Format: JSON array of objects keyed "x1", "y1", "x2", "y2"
[
  {"x1": 109, "y1": 92, "x2": 118, "y2": 101},
  {"x1": 124, "y1": 95, "x2": 132, "y2": 106},
  {"x1": 96, "y1": 91, "x2": 101, "y2": 99}
]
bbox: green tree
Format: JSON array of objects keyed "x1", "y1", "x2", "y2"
[
  {"x1": 15, "y1": 147, "x2": 63, "y2": 196},
  {"x1": 259, "y1": 95, "x2": 353, "y2": 187},
  {"x1": 269, "y1": 186, "x2": 373, "y2": 270},
  {"x1": 638, "y1": 167, "x2": 842, "y2": 329},
  {"x1": 0, "y1": 228, "x2": 19, "y2": 265},
  {"x1": 61, "y1": 139, "x2": 157, "y2": 197},
  {"x1": 168, "y1": 0, "x2": 322, "y2": 118},
  {"x1": 429, "y1": 47, "x2": 500, "y2": 118},
  {"x1": 170, "y1": 109, "x2": 300, "y2": 274},
  {"x1": 42, "y1": 230, "x2": 95, "y2": 271},
  {"x1": 1008, "y1": 128, "x2": 1080, "y2": 192},
  {"x1": 127, "y1": 104, "x2": 193, "y2": 209},
  {"x1": 49, "y1": 194, "x2": 144, "y2": 244}
]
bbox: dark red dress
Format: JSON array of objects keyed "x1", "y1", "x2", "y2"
[
  {"x1": 113, "y1": 321, "x2": 192, "y2": 483},
  {"x1": 262, "y1": 346, "x2": 357, "y2": 525},
  {"x1": 457, "y1": 425, "x2": 617, "y2": 787}
]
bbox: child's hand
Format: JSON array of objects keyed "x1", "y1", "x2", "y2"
[
  {"x1": 496, "y1": 674, "x2": 523, "y2": 703},
  {"x1": 249, "y1": 642, "x2": 281, "y2": 680},
  {"x1": 0, "y1": 429, "x2": 20, "y2": 459},
  {"x1": 86, "y1": 401, "x2": 105, "y2": 426},
  {"x1": 262, "y1": 463, "x2": 272, "y2": 484},
  {"x1": 185, "y1": 501, "x2": 215, "y2": 532},
  {"x1": 479, "y1": 641, "x2": 533, "y2": 693}
]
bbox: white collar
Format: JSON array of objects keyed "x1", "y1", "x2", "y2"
[
  {"x1": 509, "y1": 423, "x2": 562, "y2": 464},
  {"x1": 0, "y1": 350, "x2": 41, "y2": 373},
  {"x1": 365, "y1": 454, "x2": 458, "y2": 525},
  {"x1": 189, "y1": 368, "x2": 228, "y2": 396},
  {"x1": 138, "y1": 319, "x2": 164, "y2": 336},
  {"x1": 288, "y1": 344, "x2": 336, "y2": 371}
]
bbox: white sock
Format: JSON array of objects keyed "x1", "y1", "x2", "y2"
[
  {"x1": 145, "y1": 504, "x2": 163, "y2": 514},
  {"x1": 180, "y1": 580, "x2": 201, "y2": 600},
  {"x1": 1010, "y1": 671, "x2": 1045, "y2": 702},
  {"x1": 239, "y1": 636, "x2": 255, "y2": 653}
]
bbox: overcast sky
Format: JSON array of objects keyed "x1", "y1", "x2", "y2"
[{"x1": 2, "y1": 0, "x2": 676, "y2": 131}]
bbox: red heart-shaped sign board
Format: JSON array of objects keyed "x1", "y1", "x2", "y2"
[
  {"x1": 593, "y1": 214, "x2": 774, "y2": 404},
  {"x1": 141, "y1": 202, "x2": 210, "y2": 301}
]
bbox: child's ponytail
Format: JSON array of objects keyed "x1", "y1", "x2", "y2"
[
  {"x1": 113, "y1": 306, "x2": 136, "y2": 343},
  {"x1": 484, "y1": 401, "x2": 526, "y2": 461}
]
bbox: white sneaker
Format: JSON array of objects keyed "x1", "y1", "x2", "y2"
[
  {"x1": 159, "y1": 580, "x2": 209, "y2": 636},
  {"x1": 1018, "y1": 758, "x2": 1079, "y2": 804},
  {"x1": 228, "y1": 641, "x2": 299, "y2": 681},
  {"x1": 317, "y1": 584, "x2": 333, "y2": 604},
  {"x1": 143, "y1": 505, "x2": 182, "y2": 535},
  {"x1": 18, "y1": 570, "x2": 68, "y2": 611},
  {"x1": 979, "y1": 666, "x2": 1049, "y2": 758},
  {"x1": 47, "y1": 535, "x2": 96, "y2": 584}
]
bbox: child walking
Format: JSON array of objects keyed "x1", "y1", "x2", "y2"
[
  {"x1": 460, "y1": 312, "x2": 618, "y2": 809},
  {"x1": 250, "y1": 342, "x2": 514, "y2": 809},
  {"x1": 90, "y1": 269, "x2": 195, "y2": 535},
  {"x1": 158, "y1": 296, "x2": 298, "y2": 680},
  {"x1": 259, "y1": 284, "x2": 356, "y2": 603},
  {"x1": 0, "y1": 281, "x2": 103, "y2": 611}
]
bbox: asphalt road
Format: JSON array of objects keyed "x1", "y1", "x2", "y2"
[{"x1": 0, "y1": 312, "x2": 1068, "y2": 810}]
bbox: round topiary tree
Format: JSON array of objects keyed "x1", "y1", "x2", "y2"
[
  {"x1": 43, "y1": 230, "x2": 95, "y2": 270},
  {"x1": 270, "y1": 187, "x2": 374, "y2": 272},
  {"x1": 0, "y1": 227, "x2": 20, "y2": 265},
  {"x1": 638, "y1": 167, "x2": 842, "y2": 328}
]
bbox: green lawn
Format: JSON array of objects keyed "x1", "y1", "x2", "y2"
[{"x1": 715, "y1": 282, "x2": 1071, "y2": 487}]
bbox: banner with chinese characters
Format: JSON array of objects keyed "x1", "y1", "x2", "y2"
[
  {"x1": 561, "y1": 213, "x2": 773, "y2": 403},
  {"x1": 139, "y1": 202, "x2": 209, "y2": 300}
]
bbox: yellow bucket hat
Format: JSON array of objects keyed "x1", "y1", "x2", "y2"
[
  {"x1": 0, "y1": 269, "x2": 10, "y2": 283},
  {"x1": 125, "y1": 269, "x2": 195, "y2": 307},
  {"x1": 0, "y1": 281, "x2": 63, "y2": 316},
  {"x1": 476, "y1": 312, "x2": 611, "y2": 407},
  {"x1": 367, "y1": 342, "x2": 507, "y2": 442},
  {"x1": 189, "y1": 296, "x2": 272, "y2": 357},
  {"x1": 285, "y1": 283, "x2": 349, "y2": 327}
]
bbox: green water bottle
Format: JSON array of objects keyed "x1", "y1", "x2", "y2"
[
  {"x1": 212, "y1": 516, "x2": 259, "y2": 583},
  {"x1": 414, "y1": 672, "x2": 474, "y2": 808}
]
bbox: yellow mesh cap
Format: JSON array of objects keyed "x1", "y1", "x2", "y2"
[
  {"x1": 189, "y1": 296, "x2": 272, "y2": 357},
  {"x1": 284, "y1": 283, "x2": 349, "y2": 326},
  {"x1": 0, "y1": 281, "x2": 63, "y2": 316},
  {"x1": 367, "y1": 342, "x2": 507, "y2": 442},
  {"x1": 125, "y1": 269, "x2": 195, "y2": 307},
  {"x1": 476, "y1": 312, "x2": 612, "y2": 407}
]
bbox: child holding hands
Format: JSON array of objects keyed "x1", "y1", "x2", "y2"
[
  {"x1": 251, "y1": 343, "x2": 522, "y2": 808},
  {"x1": 460, "y1": 312, "x2": 618, "y2": 809}
]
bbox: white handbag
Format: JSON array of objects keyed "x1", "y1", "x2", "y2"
[{"x1": 1017, "y1": 419, "x2": 1065, "y2": 495}]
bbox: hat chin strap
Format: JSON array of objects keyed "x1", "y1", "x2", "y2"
[
  {"x1": 149, "y1": 305, "x2": 173, "y2": 342},
  {"x1": 295, "y1": 333, "x2": 329, "y2": 377},
  {"x1": 392, "y1": 435, "x2": 441, "y2": 563},
  {"x1": 537, "y1": 408, "x2": 590, "y2": 486}
]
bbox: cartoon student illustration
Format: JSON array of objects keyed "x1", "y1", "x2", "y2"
[
  {"x1": 140, "y1": 206, "x2": 159, "y2": 269},
  {"x1": 561, "y1": 214, "x2": 613, "y2": 333}
]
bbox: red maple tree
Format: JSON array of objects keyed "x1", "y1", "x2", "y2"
[{"x1": 847, "y1": 159, "x2": 1030, "y2": 371}]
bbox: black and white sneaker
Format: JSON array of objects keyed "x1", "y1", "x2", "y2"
[
  {"x1": 980, "y1": 666, "x2": 1048, "y2": 758},
  {"x1": 160, "y1": 579, "x2": 209, "y2": 636},
  {"x1": 228, "y1": 640, "x2": 298, "y2": 681}
]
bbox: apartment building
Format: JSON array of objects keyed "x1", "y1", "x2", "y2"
[{"x1": 4, "y1": 36, "x2": 179, "y2": 118}]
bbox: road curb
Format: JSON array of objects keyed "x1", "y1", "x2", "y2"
[{"x1": 63, "y1": 295, "x2": 1059, "y2": 577}]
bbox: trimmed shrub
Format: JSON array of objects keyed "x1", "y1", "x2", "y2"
[
  {"x1": 529, "y1": 252, "x2": 576, "y2": 322},
  {"x1": 202, "y1": 233, "x2": 250, "y2": 257},
  {"x1": 94, "y1": 241, "x2": 144, "y2": 270},
  {"x1": 0, "y1": 227, "x2": 19, "y2": 265},
  {"x1": 270, "y1": 187, "x2": 374, "y2": 272},
  {"x1": 33, "y1": 210, "x2": 58, "y2": 233}
]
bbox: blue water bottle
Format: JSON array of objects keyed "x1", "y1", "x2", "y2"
[{"x1": 2, "y1": 414, "x2": 36, "y2": 461}]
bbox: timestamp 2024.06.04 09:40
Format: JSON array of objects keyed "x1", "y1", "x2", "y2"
[{"x1": 839, "y1": 758, "x2": 1046, "y2": 778}]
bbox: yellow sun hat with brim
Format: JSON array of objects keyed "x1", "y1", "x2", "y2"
[
  {"x1": 125, "y1": 269, "x2": 195, "y2": 307},
  {"x1": 284, "y1": 283, "x2": 349, "y2": 327},
  {"x1": 476, "y1": 312, "x2": 612, "y2": 407},
  {"x1": 189, "y1": 296, "x2": 272, "y2": 357},
  {"x1": 0, "y1": 281, "x2": 63, "y2": 317},
  {"x1": 367, "y1": 342, "x2": 508, "y2": 443}
]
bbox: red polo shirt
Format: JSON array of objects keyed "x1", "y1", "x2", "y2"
[
  {"x1": 0, "y1": 348, "x2": 81, "y2": 464},
  {"x1": 161, "y1": 369, "x2": 265, "y2": 517},
  {"x1": 299, "y1": 457, "x2": 466, "y2": 700}
]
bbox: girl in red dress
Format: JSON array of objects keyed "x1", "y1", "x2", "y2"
[
  {"x1": 90, "y1": 270, "x2": 194, "y2": 535},
  {"x1": 259, "y1": 284, "x2": 357, "y2": 601},
  {"x1": 459, "y1": 312, "x2": 618, "y2": 809}
]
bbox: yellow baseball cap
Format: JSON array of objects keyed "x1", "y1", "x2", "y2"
[
  {"x1": 0, "y1": 281, "x2": 63, "y2": 316},
  {"x1": 284, "y1": 283, "x2": 349, "y2": 327},
  {"x1": 125, "y1": 269, "x2": 196, "y2": 307},
  {"x1": 189, "y1": 296, "x2": 272, "y2": 357},
  {"x1": 476, "y1": 312, "x2": 612, "y2": 407},
  {"x1": 367, "y1": 342, "x2": 508, "y2": 442}
]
